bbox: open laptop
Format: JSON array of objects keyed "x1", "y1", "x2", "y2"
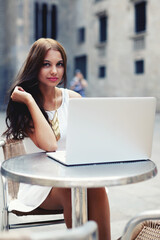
[{"x1": 47, "y1": 97, "x2": 156, "y2": 166}]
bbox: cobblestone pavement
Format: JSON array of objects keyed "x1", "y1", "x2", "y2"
[{"x1": 0, "y1": 111, "x2": 160, "y2": 239}]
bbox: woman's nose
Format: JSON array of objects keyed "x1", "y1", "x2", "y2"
[{"x1": 51, "y1": 66, "x2": 57, "y2": 74}]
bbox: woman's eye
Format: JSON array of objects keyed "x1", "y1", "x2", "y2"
[
  {"x1": 57, "y1": 62, "x2": 64, "y2": 67},
  {"x1": 43, "y1": 63, "x2": 50, "y2": 67}
]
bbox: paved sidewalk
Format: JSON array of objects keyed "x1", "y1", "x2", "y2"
[{"x1": 0, "y1": 112, "x2": 160, "y2": 239}]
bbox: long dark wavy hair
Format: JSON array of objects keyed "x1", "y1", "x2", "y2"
[{"x1": 3, "y1": 38, "x2": 67, "y2": 140}]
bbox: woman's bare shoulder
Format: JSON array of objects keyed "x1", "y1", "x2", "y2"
[{"x1": 67, "y1": 89, "x2": 81, "y2": 99}]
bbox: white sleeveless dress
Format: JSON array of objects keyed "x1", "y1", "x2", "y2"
[{"x1": 9, "y1": 88, "x2": 69, "y2": 212}]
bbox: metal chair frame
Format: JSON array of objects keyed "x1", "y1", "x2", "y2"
[{"x1": 121, "y1": 210, "x2": 160, "y2": 240}]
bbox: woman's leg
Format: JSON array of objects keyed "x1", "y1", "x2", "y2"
[
  {"x1": 40, "y1": 187, "x2": 111, "y2": 240},
  {"x1": 88, "y1": 188, "x2": 111, "y2": 240},
  {"x1": 40, "y1": 188, "x2": 72, "y2": 228}
]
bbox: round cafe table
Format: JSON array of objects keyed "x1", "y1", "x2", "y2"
[{"x1": 1, "y1": 152, "x2": 157, "y2": 227}]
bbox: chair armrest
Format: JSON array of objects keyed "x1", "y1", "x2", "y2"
[{"x1": 121, "y1": 210, "x2": 160, "y2": 240}]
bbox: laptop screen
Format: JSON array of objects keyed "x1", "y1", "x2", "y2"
[{"x1": 64, "y1": 97, "x2": 156, "y2": 165}]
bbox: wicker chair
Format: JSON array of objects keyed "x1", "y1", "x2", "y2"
[
  {"x1": 0, "y1": 221, "x2": 98, "y2": 240},
  {"x1": 120, "y1": 210, "x2": 160, "y2": 240},
  {"x1": 0, "y1": 138, "x2": 64, "y2": 231}
]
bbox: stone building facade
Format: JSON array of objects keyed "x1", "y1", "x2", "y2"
[{"x1": 0, "y1": 0, "x2": 160, "y2": 111}]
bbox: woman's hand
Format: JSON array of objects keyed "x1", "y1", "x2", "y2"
[{"x1": 11, "y1": 86, "x2": 33, "y2": 105}]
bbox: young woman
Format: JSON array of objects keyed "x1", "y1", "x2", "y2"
[{"x1": 4, "y1": 38, "x2": 111, "y2": 240}]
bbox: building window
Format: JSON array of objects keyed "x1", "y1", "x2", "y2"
[
  {"x1": 35, "y1": 3, "x2": 57, "y2": 40},
  {"x1": 135, "y1": 60, "x2": 144, "y2": 74},
  {"x1": 78, "y1": 27, "x2": 85, "y2": 43},
  {"x1": 133, "y1": 36, "x2": 145, "y2": 50},
  {"x1": 74, "y1": 55, "x2": 87, "y2": 79},
  {"x1": 35, "y1": 2, "x2": 39, "y2": 40},
  {"x1": 99, "y1": 66, "x2": 106, "y2": 78},
  {"x1": 51, "y1": 5, "x2": 57, "y2": 39},
  {"x1": 99, "y1": 15, "x2": 107, "y2": 42},
  {"x1": 42, "y1": 3, "x2": 47, "y2": 37},
  {"x1": 135, "y1": 1, "x2": 146, "y2": 33}
]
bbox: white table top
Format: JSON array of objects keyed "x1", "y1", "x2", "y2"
[{"x1": 1, "y1": 152, "x2": 157, "y2": 188}]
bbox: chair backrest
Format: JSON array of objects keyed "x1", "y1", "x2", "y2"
[
  {"x1": 0, "y1": 231, "x2": 30, "y2": 240},
  {"x1": 1, "y1": 139, "x2": 26, "y2": 199},
  {"x1": 121, "y1": 210, "x2": 160, "y2": 240},
  {"x1": 41, "y1": 220, "x2": 98, "y2": 240},
  {"x1": 131, "y1": 220, "x2": 160, "y2": 240},
  {"x1": 0, "y1": 221, "x2": 98, "y2": 240}
]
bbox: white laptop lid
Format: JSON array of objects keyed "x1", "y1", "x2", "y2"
[{"x1": 47, "y1": 97, "x2": 156, "y2": 166}]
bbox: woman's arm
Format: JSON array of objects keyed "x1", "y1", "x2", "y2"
[{"x1": 11, "y1": 86, "x2": 57, "y2": 151}]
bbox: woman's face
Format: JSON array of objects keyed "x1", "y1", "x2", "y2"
[{"x1": 38, "y1": 49, "x2": 64, "y2": 88}]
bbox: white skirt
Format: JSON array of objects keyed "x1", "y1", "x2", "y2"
[
  {"x1": 9, "y1": 138, "x2": 52, "y2": 212},
  {"x1": 9, "y1": 183, "x2": 52, "y2": 212}
]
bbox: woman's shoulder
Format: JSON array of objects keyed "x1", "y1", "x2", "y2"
[
  {"x1": 60, "y1": 88, "x2": 81, "y2": 106},
  {"x1": 67, "y1": 89, "x2": 81, "y2": 99}
]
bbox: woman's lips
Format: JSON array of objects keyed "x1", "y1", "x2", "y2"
[{"x1": 48, "y1": 77, "x2": 58, "y2": 82}]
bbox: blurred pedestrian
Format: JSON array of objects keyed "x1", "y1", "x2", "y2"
[{"x1": 70, "y1": 69, "x2": 88, "y2": 97}]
